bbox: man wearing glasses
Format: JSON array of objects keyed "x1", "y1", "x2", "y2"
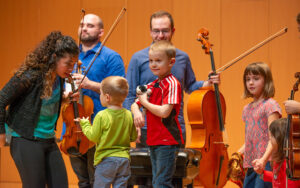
[{"x1": 124, "y1": 10, "x2": 219, "y2": 187}]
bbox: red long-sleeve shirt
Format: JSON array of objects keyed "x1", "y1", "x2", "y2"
[{"x1": 263, "y1": 160, "x2": 300, "y2": 187}]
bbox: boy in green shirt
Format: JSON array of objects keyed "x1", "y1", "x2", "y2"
[{"x1": 76, "y1": 76, "x2": 137, "y2": 187}]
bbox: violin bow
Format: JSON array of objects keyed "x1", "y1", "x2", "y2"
[
  {"x1": 78, "y1": 9, "x2": 86, "y2": 48},
  {"x1": 78, "y1": 7, "x2": 127, "y2": 87},
  {"x1": 216, "y1": 27, "x2": 288, "y2": 74},
  {"x1": 75, "y1": 9, "x2": 86, "y2": 73}
]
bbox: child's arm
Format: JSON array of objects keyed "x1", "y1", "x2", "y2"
[
  {"x1": 253, "y1": 160, "x2": 273, "y2": 182},
  {"x1": 135, "y1": 127, "x2": 141, "y2": 143},
  {"x1": 130, "y1": 119, "x2": 138, "y2": 142},
  {"x1": 79, "y1": 115, "x2": 101, "y2": 143},
  {"x1": 131, "y1": 102, "x2": 145, "y2": 128},
  {"x1": 238, "y1": 144, "x2": 245, "y2": 154},
  {"x1": 263, "y1": 170, "x2": 273, "y2": 182},
  {"x1": 252, "y1": 112, "x2": 281, "y2": 171},
  {"x1": 138, "y1": 92, "x2": 173, "y2": 118}
]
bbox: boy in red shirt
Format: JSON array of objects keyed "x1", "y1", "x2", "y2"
[{"x1": 131, "y1": 40, "x2": 183, "y2": 187}]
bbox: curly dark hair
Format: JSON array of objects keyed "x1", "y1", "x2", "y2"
[{"x1": 16, "y1": 31, "x2": 79, "y2": 98}]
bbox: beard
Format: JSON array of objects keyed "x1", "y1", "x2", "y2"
[{"x1": 80, "y1": 33, "x2": 99, "y2": 43}]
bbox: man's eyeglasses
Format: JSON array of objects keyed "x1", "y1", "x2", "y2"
[{"x1": 151, "y1": 29, "x2": 171, "y2": 35}]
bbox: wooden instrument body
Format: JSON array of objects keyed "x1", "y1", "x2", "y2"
[
  {"x1": 187, "y1": 87, "x2": 228, "y2": 187},
  {"x1": 60, "y1": 93, "x2": 94, "y2": 156},
  {"x1": 290, "y1": 114, "x2": 300, "y2": 178}
]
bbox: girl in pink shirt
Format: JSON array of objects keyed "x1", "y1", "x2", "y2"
[{"x1": 235, "y1": 62, "x2": 282, "y2": 188}]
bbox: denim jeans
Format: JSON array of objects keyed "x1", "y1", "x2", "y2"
[
  {"x1": 69, "y1": 147, "x2": 95, "y2": 188},
  {"x1": 94, "y1": 157, "x2": 130, "y2": 188},
  {"x1": 149, "y1": 145, "x2": 179, "y2": 188},
  {"x1": 243, "y1": 162, "x2": 272, "y2": 188}
]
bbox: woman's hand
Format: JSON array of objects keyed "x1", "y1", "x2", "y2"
[{"x1": 62, "y1": 91, "x2": 80, "y2": 104}]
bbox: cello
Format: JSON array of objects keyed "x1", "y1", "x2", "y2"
[
  {"x1": 187, "y1": 28, "x2": 229, "y2": 187},
  {"x1": 285, "y1": 72, "x2": 300, "y2": 181}
]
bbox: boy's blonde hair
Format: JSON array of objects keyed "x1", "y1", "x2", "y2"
[
  {"x1": 101, "y1": 76, "x2": 129, "y2": 105},
  {"x1": 149, "y1": 40, "x2": 176, "y2": 59},
  {"x1": 243, "y1": 62, "x2": 275, "y2": 99}
]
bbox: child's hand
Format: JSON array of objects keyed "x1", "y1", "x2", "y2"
[
  {"x1": 137, "y1": 93, "x2": 148, "y2": 105},
  {"x1": 252, "y1": 159, "x2": 264, "y2": 174},
  {"x1": 135, "y1": 127, "x2": 141, "y2": 143},
  {"x1": 74, "y1": 117, "x2": 89, "y2": 123},
  {"x1": 74, "y1": 117, "x2": 81, "y2": 123},
  {"x1": 133, "y1": 110, "x2": 145, "y2": 128}
]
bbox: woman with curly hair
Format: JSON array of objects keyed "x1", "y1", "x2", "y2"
[{"x1": 0, "y1": 31, "x2": 79, "y2": 188}]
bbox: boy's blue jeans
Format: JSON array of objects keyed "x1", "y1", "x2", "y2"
[
  {"x1": 94, "y1": 157, "x2": 130, "y2": 188},
  {"x1": 149, "y1": 145, "x2": 179, "y2": 188},
  {"x1": 243, "y1": 162, "x2": 272, "y2": 188}
]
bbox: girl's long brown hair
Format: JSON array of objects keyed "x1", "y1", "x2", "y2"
[
  {"x1": 16, "y1": 31, "x2": 79, "y2": 98},
  {"x1": 269, "y1": 118, "x2": 287, "y2": 163}
]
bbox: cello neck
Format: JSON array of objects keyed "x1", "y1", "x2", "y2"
[{"x1": 209, "y1": 50, "x2": 224, "y2": 132}]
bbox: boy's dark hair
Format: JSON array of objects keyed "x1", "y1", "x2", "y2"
[{"x1": 269, "y1": 118, "x2": 287, "y2": 163}]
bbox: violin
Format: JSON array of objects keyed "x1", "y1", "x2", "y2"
[
  {"x1": 60, "y1": 61, "x2": 94, "y2": 156},
  {"x1": 59, "y1": 10, "x2": 94, "y2": 156},
  {"x1": 187, "y1": 28, "x2": 229, "y2": 187},
  {"x1": 286, "y1": 72, "x2": 300, "y2": 179}
]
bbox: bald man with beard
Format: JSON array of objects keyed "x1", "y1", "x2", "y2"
[{"x1": 65, "y1": 14, "x2": 125, "y2": 188}]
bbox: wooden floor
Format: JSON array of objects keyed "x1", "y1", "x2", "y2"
[
  {"x1": 0, "y1": 182, "x2": 237, "y2": 188},
  {"x1": 0, "y1": 184, "x2": 203, "y2": 188},
  {"x1": 0, "y1": 183, "x2": 78, "y2": 188}
]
